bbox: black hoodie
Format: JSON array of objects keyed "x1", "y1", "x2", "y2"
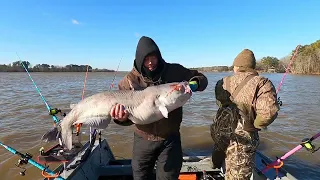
[
  {"x1": 116, "y1": 36, "x2": 208, "y2": 138},
  {"x1": 134, "y1": 36, "x2": 166, "y2": 82}
]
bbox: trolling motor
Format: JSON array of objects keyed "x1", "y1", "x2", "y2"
[
  {"x1": 14, "y1": 152, "x2": 33, "y2": 176},
  {"x1": 49, "y1": 108, "x2": 66, "y2": 117}
]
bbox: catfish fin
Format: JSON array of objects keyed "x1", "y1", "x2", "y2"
[{"x1": 159, "y1": 105, "x2": 168, "y2": 118}]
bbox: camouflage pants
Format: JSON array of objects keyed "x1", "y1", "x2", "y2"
[
  {"x1": 224, "y1": 129, "x2": 259, "y2": 180},
  {"x1": 211, "y1": 115, "x2": 259, "y2": 180}
]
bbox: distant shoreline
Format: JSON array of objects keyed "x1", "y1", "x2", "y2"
[
  {"x1": 1, "y1": 67, "x2": 320, "y2": 75},
  {"x1": 3, "y1": 39, "x2": 320, "y2": 75},
  {"x1": 2, "y1": 70, "x2": 320, "y2": 75},
  {"x1": 0, "y1": 71, "x2": 128, "y2": 73}
]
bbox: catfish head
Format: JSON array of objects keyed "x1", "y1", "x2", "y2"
[{"x1": 152, "y1": 81, "x2": 193, "y2": 118}]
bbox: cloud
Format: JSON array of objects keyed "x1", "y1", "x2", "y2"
[{"x1": 71, "y1": 19, "x2": 80, "y2": 25}]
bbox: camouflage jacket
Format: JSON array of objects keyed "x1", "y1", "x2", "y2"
[{"x1": 215, "y1": 70, "x2": 280, "y2": 131}]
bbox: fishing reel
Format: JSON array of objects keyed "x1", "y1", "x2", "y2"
[
  {"x1": 277, "y1": 97, "x2": 283, "y2": 106},
  {"x1": 301, "y1": 138, "x2": 319, "y2": 153},
  {"x1": 15, "y1": 152, "x2": 32, "y2": 176},
  {"x1": 49, "y1": 108, "x2": 66, "y2": 117}
]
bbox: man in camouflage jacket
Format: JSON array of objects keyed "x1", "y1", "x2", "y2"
[{"x1": 211, "y1": 49, "x2": 280, "y2": 180}]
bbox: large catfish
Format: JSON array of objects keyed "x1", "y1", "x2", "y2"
[{"x1": 41, "y1": 81, "x2": 193, "y2": 150}]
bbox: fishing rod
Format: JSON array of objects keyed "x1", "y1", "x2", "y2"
[
  {"x1": 260, "y1": 45, "x2": 319, "y2": 176},
  {"x1": 275, "y1": 45, "x2": 301, "y2": 106},
  {"x1": 72, "y1": 60, "x2": 120, "y2": 167},
  {"x1": 81, "y1": 65, "x2": 89, "y2": 100},
  {"x1": 95, "y1": 57, "x2": 122, "y2": 143},
  {"x1": 74, "y1": 56, "x2": 121, "y2": 136},
  {"x1": 16, "y1": 53, "x2": 65, "y2": 125},
  {"x1": 90, "y1": 57, "x2": 123, "y2": 147},
  {"x1": 75, "y1": 65, "x2": 89, "y2": 137},
  {"x1": 75, "y1": 56, "x2": 120, "y2": 136},
  {"x1": 261, "y1": 131, "x2": 320, "y2": 175},
  {"x1": 0, "y1": 141, "x2": 65, "y2": 180},
  {"x1": 110, "y1": 57, "x2": 122, "y2": 89}
]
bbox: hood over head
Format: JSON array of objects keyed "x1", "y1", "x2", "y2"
[{"x1": 134, "y1": 36, "x2": 165, "y2": 79}]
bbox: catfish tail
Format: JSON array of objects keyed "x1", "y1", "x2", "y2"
[
  {"x1": 41, "y1": 126, "x2": 61, "y2": 142},
  {"x1": 41, "y1": 113, "x2": 75, "y2": 150}
]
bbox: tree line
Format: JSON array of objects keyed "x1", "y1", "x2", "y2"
[
  {"x1": 190, "y1": 66, "x2": 233, "y2": 72},
  {"x1": 255, "y1": 56, "x2": 287, "y2": 73},
  {"x1": 191, "y1": 57, "x2": 287, "y2": 73},
  {"x1": 192, "y1": 39, "x2": 320, "y2": 75},
  {"x1": 2, "y1": 39, "x2": 320, "y2": 74},
  {"x1": 0, "y1": 61, "x2": 115, "y2": 72},
  {"x1": 257, "y1": 39, "x2": 320, "y2": 74},
  {"x1": 291, "y1": 40, "x2": 320, "y2": 74}
]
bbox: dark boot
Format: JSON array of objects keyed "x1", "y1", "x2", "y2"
[{"x1": 211, "y1": 146, "x2": 226, "y2": 169}]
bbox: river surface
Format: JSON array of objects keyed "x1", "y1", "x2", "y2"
[{"x1": 0, "y1": 72, "x2": 319, "y2": 180}]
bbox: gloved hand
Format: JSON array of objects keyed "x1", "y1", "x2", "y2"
[{"x1": 189, "y1": 80, "x2": 198, "y2": 92}]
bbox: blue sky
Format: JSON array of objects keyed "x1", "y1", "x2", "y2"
[{"x1": 0, "y1": 0, "x2": 319, "y2": 71}]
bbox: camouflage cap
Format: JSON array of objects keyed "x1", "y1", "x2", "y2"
[{"x1": 233, "y1": 49, "x2": 256, "y2": 69}]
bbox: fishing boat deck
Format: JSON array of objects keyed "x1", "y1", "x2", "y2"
[
  {"x1": 47, "y1": 138, "x2": 297, "y2": 180},
  {"x1": 51, "y1": 139, "x2": 224, "y2": 180}
]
